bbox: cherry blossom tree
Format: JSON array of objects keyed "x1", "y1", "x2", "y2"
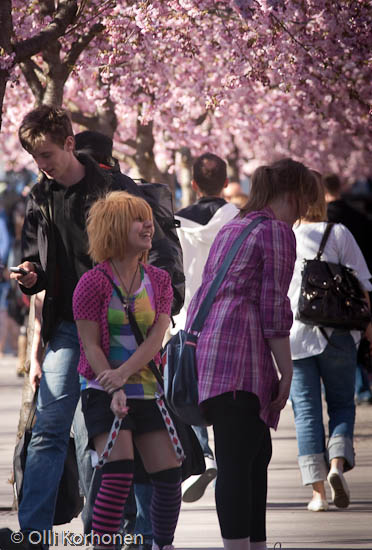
[{"x1": 1, "y1": 0, "x2": 371, "y2": 183}]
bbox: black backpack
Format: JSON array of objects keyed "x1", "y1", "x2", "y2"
[
  {"x1": 138, "y1": 181, "x2": 185, "y2": 316},
  {"x1": 109, "y1": 168, "x2": 185, "y2": 316}
]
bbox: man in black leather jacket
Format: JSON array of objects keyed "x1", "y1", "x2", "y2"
[{"x1": 5, "y1": 106, "x2": 183, "y2": 550}]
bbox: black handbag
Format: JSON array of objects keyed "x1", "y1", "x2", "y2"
[
  {"x1": 13, "y1": 391, "x2": 84, "y2": 525},
  {"x1": 297, "y1": 223, "x2": 371, "y2": 331},
  {"x1": 98, "y1": 269, "x2": 205, "y2": 482},
  {"x1": 162, "y1": 216, "x2": 267, "y2": 426}
]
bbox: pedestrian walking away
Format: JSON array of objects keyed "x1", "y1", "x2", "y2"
[
  {"x1": 288, "y1": 173, "x2": 372, "y2": 513},
  {"x1": 184, "y1": 158, "x2": 317, "y2": 550},
  {"x1": 323, "y1": 173, "x2": 372, "y2": 406}
]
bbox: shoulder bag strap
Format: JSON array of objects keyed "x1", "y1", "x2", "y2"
[
  {"x1": 96, "y1": 268, "x2": 164, "y2": 389},
  {"x1": 190, "y1": 215, "x2": 266, "y2": 333},
  {"x1": 315, "y1": 222, "x2": 334, "y2": 260},
  {"x1": 97, "y1": 215, "x2": 266, "y2": 384}
]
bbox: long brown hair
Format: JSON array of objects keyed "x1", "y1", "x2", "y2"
[
  {"x1": 240, "y1": 158, "x2": 317, "y2": 219},
  {"x1": 303, "y1": 171, "x2": 327, "y2": 222}
]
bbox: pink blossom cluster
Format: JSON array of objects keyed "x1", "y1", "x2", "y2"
[
  {"x1": 0, "y1": 52, "x2": 16, "y2": 71},
  {"x1": 1, "y1": 0, "x2": 371, "y2": 181}
]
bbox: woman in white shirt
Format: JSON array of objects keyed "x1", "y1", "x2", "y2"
[{"x1": 288, "y1": 177, "x2": 372, "y2": 512}]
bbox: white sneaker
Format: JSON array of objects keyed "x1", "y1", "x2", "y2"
[
  {"x1": 307, "y1": 498, "x2": 329, "y2": 511},
  {"x1": 182, "y1": 456, "x2": 217, "y2": 503},
  {"x1": 327, "y1": 467, "x2": 350, "y2": 508}
]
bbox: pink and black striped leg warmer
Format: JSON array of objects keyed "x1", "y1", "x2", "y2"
[
  {"x1": 150, "y1": 467, "x2": 182, "y2": 549},
  {"x1": 92, "y1": 459, "x2": 134, "y2": 547}
]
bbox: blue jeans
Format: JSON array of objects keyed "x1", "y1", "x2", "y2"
[
  {"x1": 355, "y1": 363, "x2": 372, "y2": 402},
  {"x1": 19, "y1": 321, "x2": 89, "y2": 533},
  {"x1": 0, "y1": 281, "x2": 9, "y2": 310},
  {"x1": 290, "y1": 330, "x2": 356, "y2": 486},
  {"x1": 192, "y1": 425, "x2": 214, "y2": 459},
  {"x1": 134, "y1": 483, "x2": 153, "y2": 545}
]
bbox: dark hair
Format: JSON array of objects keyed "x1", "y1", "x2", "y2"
[
  {"x1": 323, "y1": 173, "x2": 342, "y2": 195},
  {"x1": 193, "y1": 153, "x2": 227, "y2": 195},
  {"x1": 241, "y1": 158, "x2": 317, "y2": 218},
  {"x1": 75, "y1": 130, "x2": 114, "y2": 166},
  {"x1": 19, "y1": 105, "x2": 73, "y2": 153}
]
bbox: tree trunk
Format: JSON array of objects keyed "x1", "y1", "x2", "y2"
[
  {"x1": 133, "y1": 119, "x2": 162, "y2": 182},
  {"x1": 227, "y1": 142, "x2": 240, "y2": 183},
  {"x1": 176, "y1": 147, "x2": 195, "y2": 208},
  {"x1": 0, "y1": 71, "x2": 8, "y2": 131}
]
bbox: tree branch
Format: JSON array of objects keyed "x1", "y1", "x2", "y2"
[
  {"x1": 0, "y1": 0, "x2": 13, "y2": 52},
  {"x1": 14, "y1": 0, "x2": 78, "y2": 63},
  {"x1": 20, "y1": 59, "x2": 45, "y2": 102},
  {"x1": 123, "y1": 139, "x2": 137, "y2": 150},
  {"x1": 193, "y1": 111, "x2": 208, "y2": 126},
  {"x1": 39, "y1": 0, "x2": 57, "y2": 17},
  {"x1": 69, "y1": 108, "x2": 100, "y2": 129},
  {"x1": 64, "y1": 22, "x2": 104, "y2": 71},
  {"x1": 64, "y1": 0, "x2": 115, "y2": 37}
]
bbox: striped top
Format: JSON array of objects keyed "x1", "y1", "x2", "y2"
[
  {"x1": 80, "y1": 266, "x2": 160, "y2": 398},
  {"x1": 185, "y1": 207, "x2": 296, "y2": 429}
]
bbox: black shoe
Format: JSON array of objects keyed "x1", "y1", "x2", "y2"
[{"x1": 0, "y1": 529, "x2": 30, "y2": 550}]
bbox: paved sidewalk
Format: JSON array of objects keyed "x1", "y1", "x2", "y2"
[{"x1": 0, "y1": 353, "x2": 371, "y2": 549}]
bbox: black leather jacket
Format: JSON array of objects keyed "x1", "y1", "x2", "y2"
[{"x1": 21, "y1": 154, "x2": 184, "y2": 342}]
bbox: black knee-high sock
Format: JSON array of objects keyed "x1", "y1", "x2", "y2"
[{"x1": 149, "y1": 467, "x2": 182, "y2": 548}]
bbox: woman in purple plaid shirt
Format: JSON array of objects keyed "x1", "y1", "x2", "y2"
[{"x1": 185, "y1": 158, "x2": 317, "y2": 550}]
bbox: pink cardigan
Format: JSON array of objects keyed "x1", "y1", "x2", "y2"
[{"x1": 72, "y1": 260, "x2": 173, "y2": 379}]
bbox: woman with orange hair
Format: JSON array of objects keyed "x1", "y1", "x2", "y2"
[{"x1": 73, "y1": 191, "x2": 181, "y2": 550}]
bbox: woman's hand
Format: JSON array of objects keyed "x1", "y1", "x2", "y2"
[
  {"x1": 267, "y1": 337, "x2": 293, "y2": 412},
  {"x1": 271, "y1": 375, "x2": 292, "y2": 412},
  {"x1": 97, "y1": 368, "x2": 126, "y2": 393},
  {"x1": 111, "y1": 390, "x2": 129, "y2": 418}
]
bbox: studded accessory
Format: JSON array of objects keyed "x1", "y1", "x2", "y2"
[{"x1": 296, "y1": 223, "x2": 371, "y2": 331}]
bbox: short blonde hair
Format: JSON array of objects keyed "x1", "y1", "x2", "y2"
[
  {"x1": 87, "y1": 191, "x2": 153, "y2": 263},
  {"x1": 303, "y1": 172, "x2": 327, "y2": 222}
]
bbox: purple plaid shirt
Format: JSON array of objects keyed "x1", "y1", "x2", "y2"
[{"x1": 185, "y1": 207, "x2": 296, "y2": 429}]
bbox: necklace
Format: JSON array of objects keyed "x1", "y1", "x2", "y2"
[{"x1": 111, "y1": 261, "x2": 139, "y2": 306}]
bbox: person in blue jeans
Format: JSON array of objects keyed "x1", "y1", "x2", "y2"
[
  {"x1": 0, "y1": 107, "x2": 181, "y2": 550},
  {"x1": 288, "y1": 175, "x2": 372, "y2": 512},
  {"x1": 355, "y1": 363, "x2": 372, "y2": 404},
  {"x1": 0, "y1": 204, "x2": 11, "y2": 356},
  {"x1": 1, "y1": 106, "x2": 117, "y2": 549},
  {"x1": 355, "y1": 338, "x2": 372, "y2": 405}
]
